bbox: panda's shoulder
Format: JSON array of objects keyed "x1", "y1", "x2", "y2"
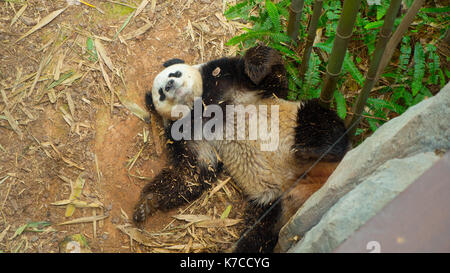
[{"x1": 200, "y1": 56, "x2": 243, "y2": 77}]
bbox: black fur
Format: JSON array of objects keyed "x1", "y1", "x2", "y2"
[
  {"x1": 158, "y1": 88, "x2": 166, "y2": 101},
  {"x1": 200, "y1": 47, "x2": 289, "y2": 105},
  {"x1": 163, "y1": 58, "x2": 185, "y2": 67},
  {"x1": 168, "y1": 71, "x2": 182, "y2": 78},
  {"x1": 234, "y1": 200, "x2": 282, "y2": 253},
  {"x1": 294, "y1": 99, "x2": 350, "y2": 162},
  {"x1": 145, "y1": 91, "x2": 155, "y2": 112},
  {"x1": 133, "y1": 127, "x2": 221, "y2": 223},
  {"x1": 244, "y1": 45, "x2": 288, "y2": 98}
]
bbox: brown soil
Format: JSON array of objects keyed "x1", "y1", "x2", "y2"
[{"x1": 0, "y1": 0, "x2": 245, "y2": 253}]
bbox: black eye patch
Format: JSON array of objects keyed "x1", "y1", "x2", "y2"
[
  {"x1": 168, "y1": 71, "x2": 182, "y2": 78},
  {"x1": 158, "y1": 88, "x2": 166, "y2": 101}
]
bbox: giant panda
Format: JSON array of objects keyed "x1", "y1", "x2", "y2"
[{"x1": 133, "y1": 45, "x2": 350, "y2": 253}]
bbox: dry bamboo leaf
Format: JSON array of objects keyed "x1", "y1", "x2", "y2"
[
  {"x1": 60, "y1": 106, "x2": 73, "y2": 123},
  {"x1": 29, "y1": 49, "x2": 54, "y2": 97},
  {"x1": 19, "y1": 105, "x2": 36, "y2": 120},
  {"x1": 173, "y1": 214, "x2": 212, "y2": 223},
  {"x1": 1, "y1": 89, "x2": 9, "y2": 107},
  {"x1": 3, "y1": 109, "x2": 23, "y2": 139},
  {"x1": 10, "y1": 4, "x2": 28, "y2": 27},
  {"x1": 51, "y1": 199, "x2": 103, "y2": 208},
  {"x1": 65, "y1": 91, "x2": 75, "y2": 118},
  {"x1": 184, "y1": 238, "x2": 193, "y2": 253},
  {"x1": 61, "y1": 156, "x2": 85, "y2": 170},
  {"x1": 134, "y1": 0, "x2": 149, "y2": 19},
  {"x1": 196, "y1": 218, "x2": 242, "y2": 228},
  {"x1": 120, "y1": 207, "x2": 129, "y2": 221},
  {"x1": 209, "y1": 177, "x2": 231, "y2": 197},
  {"x1": 116, "y1": 224, "x2": 155, "y2": 246},
  {"x1": 48, "y1": 89, "x2": 57, "y2": 104},
  {"x1": 165, "y1": 243, "x2": 205, "y2": 250},
  {"x1": 187, "y1": 20, "x2": 195, "y2": 42},
  {"x1": 0, "y1": 225, "x2": 11, "y2": 242},
  {"x1": 123, "y1": 22, "x2": 153, "y2": 40},
  {"x1": 61, "y1": 72, "x2": 83, "y2": 86},
  {"x1": 54, "y1": 52, "x2": 65, "y2": 81},
  {"x1": 65, "y1": 172, "x2": 86, "y2": 217},
  {"x1": 117, "y1": 95, "x2": 149, "y2": 122},
  {"x1": 0, "y1": 144, "x2": 6, "y2": 153},
  {"x1": 94, "y1": 38, "x2": 114, "y2": 71},
  {"x1": 15, "y1": 7, "x2": 67, "y2": 43},
  {"x1": 94, "y1": 154, "x2": 101, "y2": 182},
  {"x1": 98, "y1": 60, "x2": 113, "y2": 93},
  {"x1": 93, "y1": 35, "x2": 113, "y2": 42},
  {"x1": 57, "y1": 174, "x2": 72, "y2": 184},
  {"x1": 57, "y1": 214, "x2": 108, "y2": 226}
]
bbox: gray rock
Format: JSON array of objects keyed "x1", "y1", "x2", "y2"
[
  {"x1": 278, "y1": 82, "x2": 450, "y2": 252},
  {"x1": 288, "y1": 152, "x2": 440, "y2": 253}
]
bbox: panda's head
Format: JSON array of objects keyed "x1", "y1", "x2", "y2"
[{"x1": 150, "y1": 59, "x2": 203, "y2": 120}]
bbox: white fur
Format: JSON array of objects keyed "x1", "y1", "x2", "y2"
[{"x1": 152, "y1": 64, "x2": 203, "y2": 120}]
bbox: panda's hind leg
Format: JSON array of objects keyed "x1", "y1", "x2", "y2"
[{"x1": 233, "y1": 200, "x2": 282, "y2": 253}]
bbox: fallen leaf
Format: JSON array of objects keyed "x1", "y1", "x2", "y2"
[{"x1": 15, "y1": 7, "x2": 67, "y2": 43}]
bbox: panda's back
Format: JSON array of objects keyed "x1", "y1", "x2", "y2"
[{"x1": 215, "y1": 98, "x2": 311, "y2": 204}]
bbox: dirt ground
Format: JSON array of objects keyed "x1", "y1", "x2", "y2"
[{"x1": 0, "y1": 0, "x2": 248, "y2": 253}]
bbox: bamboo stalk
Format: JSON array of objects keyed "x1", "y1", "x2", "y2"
[
  {"x1": 286, "y1": 0, "x2": 305, "y2": 41},
  {"x1": 374, "y1": 0, "x2": 425, "y2": 81},
  {"x1": 319, "y1": 0, "x2": 361, "y2": 108},
  {"x1": 298, "y1": 0, "x2": 323, "y2": 79},
  {"x1": 345, "y1": 0, "x2": 403, "y2": 136}
]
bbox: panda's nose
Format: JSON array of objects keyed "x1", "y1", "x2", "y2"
[{"x1": 165, "y1": 79, "x2": 174, "y2": 91}]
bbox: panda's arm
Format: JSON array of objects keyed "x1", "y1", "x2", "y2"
[
  {"x1": 243, "y1": 45, "x2": 289, "y2": 99},
  {"x1": 133, "y1": 138, "x2": 221, "y2": 223}
]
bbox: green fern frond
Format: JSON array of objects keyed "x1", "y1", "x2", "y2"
[
  {"x1": 224, "y1": 1, "x2": 252, "y2": 20},
  {"x1": 265, "y1": 0, "x2": 281, "y2": 33},
  {"x1": 226, "y1": 30, "x2": 290, "y2": 46},
  {"x1": 396, "y1": 36, "x2": 411, "y2": 79},
  {"x1": 301, "y1": 52, "x2": 320, "y2": 99},
  {"x1": 411, "y1": 42, "x2": 425, "y2": 96},
  {"x1": 334, "y1": 90, "x2": 347, "y2": 119},
  {"x1": 426, "y1": 44, "x2": 439, "y2": 85}
]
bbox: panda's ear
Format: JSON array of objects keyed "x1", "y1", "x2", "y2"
[
  {"x1": 163, "y1": 58, "x2": 185, "y2": 68},
  {"x1": 244, "y1": 45, "x2": 283, "y2": 85}
]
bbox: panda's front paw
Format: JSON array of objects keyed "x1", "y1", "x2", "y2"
[{"x1": 133, "y1": 193, "x2": 157, "y2": 223}]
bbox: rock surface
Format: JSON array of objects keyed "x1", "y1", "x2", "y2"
[
  {"x1": 287, "y1": 152, "x2": 440, "y2": 253},
  {"x1": 278, "y1": 82, "x2": 450, "y2": 252}
]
